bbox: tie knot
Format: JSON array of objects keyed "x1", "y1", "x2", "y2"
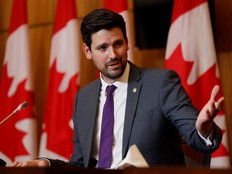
[{"x1": 106, "y1": 85, "x2": 116, "y2": 96}]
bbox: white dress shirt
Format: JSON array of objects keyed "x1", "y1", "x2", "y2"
[{"x1": 92, "y1": 63, "x2": 130, "y2": 168}]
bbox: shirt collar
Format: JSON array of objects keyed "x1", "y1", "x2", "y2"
[{"x1": 100, "y1": 62, "x2": 130, "y2": 92}]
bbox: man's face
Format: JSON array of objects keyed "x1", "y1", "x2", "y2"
[{"x1": 83, "y1": 27, "x2": 129, "y2": 84}]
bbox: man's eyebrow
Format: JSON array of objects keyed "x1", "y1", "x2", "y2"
[
  {"x1": 114, "y1": 39, "x2": 124, "y2": 44},
  {"x1": 95, "y1": 43, "x2": 108, "y2": 49},
  {"x1": 95, "y1": 39, "x2": 125, "y2": 49}
]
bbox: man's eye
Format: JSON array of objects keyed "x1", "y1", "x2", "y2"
[
  {"x1": 114, "y1": 42, "x2": 123, "y2": 48},
  {"x1": 99, "y1": 46, "x2": 107, "y2": 51}
]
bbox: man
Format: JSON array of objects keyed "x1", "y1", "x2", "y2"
[{"x1": 12, "y1": 9, "x2": 223, "y2": 168}]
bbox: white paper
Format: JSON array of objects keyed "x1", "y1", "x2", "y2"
[{"x1": 114, "y1": 144, "x2": 149, "y2": 169}]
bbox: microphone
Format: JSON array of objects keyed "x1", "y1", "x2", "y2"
[
  {"x1": 0, "y1": 101, "x2": 28, "y2": 125},
  {"x1": 0, "y1": 101, "x2": 28, "y2": 167}
]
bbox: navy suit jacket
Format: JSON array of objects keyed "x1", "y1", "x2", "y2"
[{"x1": 49, "y1": 62, "x2": 222, "y2": 167}]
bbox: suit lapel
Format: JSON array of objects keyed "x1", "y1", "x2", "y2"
[{"x1": 122, "y1": 63, "x2": 142, "y2": 158}]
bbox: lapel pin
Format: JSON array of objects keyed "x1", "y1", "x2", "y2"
[{"x1": 132, "y1": 87, "x2": 137, "y2": 93}]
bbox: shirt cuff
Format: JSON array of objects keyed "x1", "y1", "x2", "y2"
[{"x1": 197, "y1": 130, "x2": 213, "y2": 146}]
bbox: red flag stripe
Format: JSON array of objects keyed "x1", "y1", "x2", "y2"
[
  {"x1": 0, "y1": 0, "x2": 36, "y2": 164},
  {"x1": 165, "y1": 0, "x2": 230, "y2": 168},
  {"x1": 9, "y1": 0, "x2": 27, "y2": 35},
  {"x1": 104, "y1": 0, "x2": 128, "y2": 13},
  {"x1": 171, "y1": 0, "x2": 207, "y2": 24},
  {"x1": 39, "y1": 0, "x2": 80, "y2": 159},
  {"x1": 53, "y1": 0, "x2": 77, "y2": 34}
]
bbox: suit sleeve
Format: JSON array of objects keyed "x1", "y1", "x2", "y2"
[
  {"x1": 160, "y1": 70, "x2": 222, "y2": 153},
  {"x1": 69, "y1": 91, "x2": 86, "y2": 166}
]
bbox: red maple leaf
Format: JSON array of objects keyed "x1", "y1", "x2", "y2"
[
  {"x1": 165, "y1": 44, "x2": 194, "y2": 93},
  {"x1": 165, "y1": 44, "x2": 229, "y2": 157},
  {"x1": 43, "y1": 59, "x2": 79, "y2": 159},
  {"x1": 165, "y1": 44, "x2": 222, "y2": 109},
  {"x1": 0, "y1": 64, "x2": 34, "y2": 161}
]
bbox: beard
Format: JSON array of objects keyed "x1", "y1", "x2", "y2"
[{"x1": 96, "y1": 57, "x2": 127, "y2": 80}]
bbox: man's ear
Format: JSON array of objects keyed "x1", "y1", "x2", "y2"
[{"x1": 82, "y1": 43, "x2": 92, "y2": 60}]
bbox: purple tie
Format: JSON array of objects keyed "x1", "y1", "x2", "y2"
[{"x1": 98, "y1": 85, "x2": 117, "y2": 168}]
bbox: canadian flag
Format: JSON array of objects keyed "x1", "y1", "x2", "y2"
[
  {"x1": 165, "y1": 0, "x2": 230, "y2": 168},
  {"x1": 0, "y1": 0, "x2": 37, "y2": 165},
  {"x1": 104, "y1": 0, "x2": 134, "y2": 62},
  {"x1": 39, "y1": 0, "x2": 80, "y2": 160}
]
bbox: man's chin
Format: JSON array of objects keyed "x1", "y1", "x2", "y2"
[{"x1": 107, "y1": 70, "x2": 124, "y2": 79}]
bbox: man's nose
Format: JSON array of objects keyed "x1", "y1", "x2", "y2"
[{"x1": 109, "y1": 47, "x2": 117, "y2": 59}]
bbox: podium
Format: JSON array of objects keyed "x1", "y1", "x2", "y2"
[
  {"x1": 1, "y1": 166, "x2": 232, "y2": 174},
  {"x1": 125, "y1": 167, "x2": 232, "y2": 174},
  {"x1": 0, "y1": 166, "x2": 121, "y2": 174}
]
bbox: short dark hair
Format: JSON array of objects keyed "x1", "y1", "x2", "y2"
[{"x1": 81, "y1": 9, "x2": 127, "y2": 49}]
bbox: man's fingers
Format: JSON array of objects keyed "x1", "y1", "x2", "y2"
[
  {"x1": 211, "y1": 85, "x2": 220, "y2": 101},
  {"x1": 210, "y1": 85, "x2": 224, "y2": 113},
  {"x1": 215, "y1": 97, "x2": 224, "y2": 112},
  {"x1": 12, "y1": 161, "x2": 24, "y2": 167},
  {"x1": 12, "y1": 161, "x2": 32, "y2": 167}
]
